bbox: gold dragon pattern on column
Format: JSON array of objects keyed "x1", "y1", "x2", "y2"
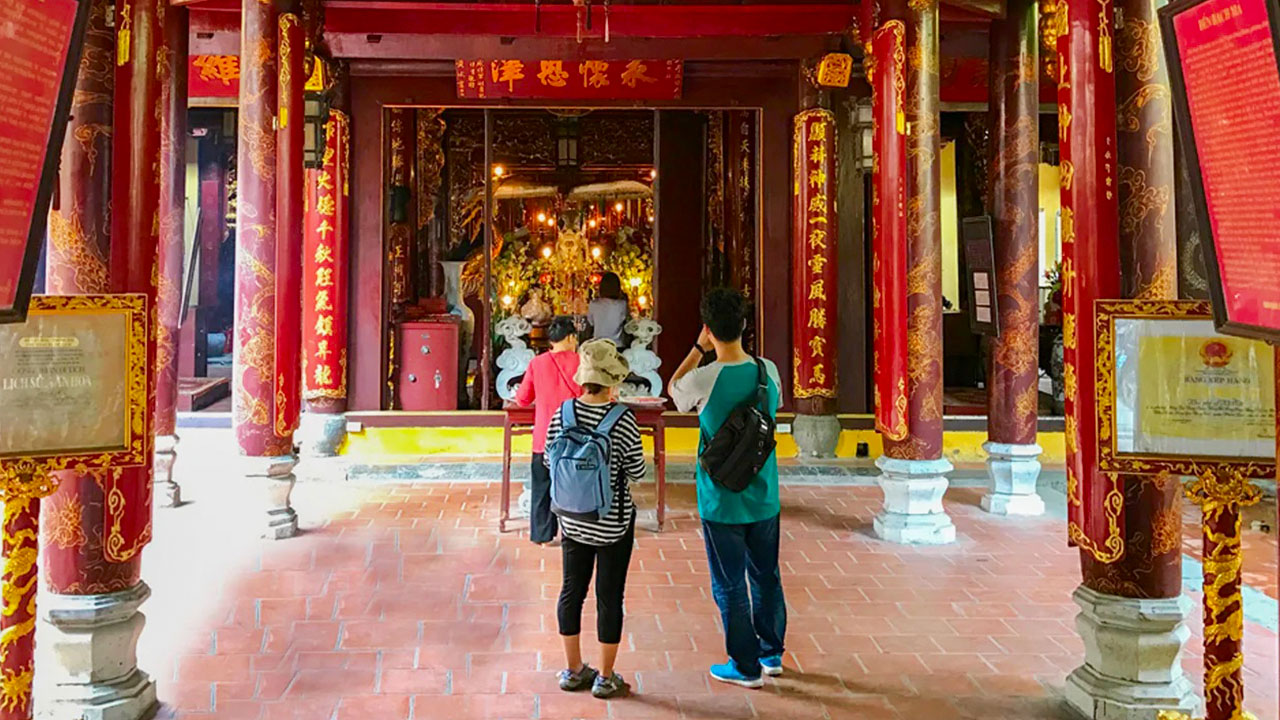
[
  {"x1": 1185, "y1": 469, "x2": 1262, "y2": 720},
  {"x1": 884, "y1": 0, "x2": 944, "y2": 461}
]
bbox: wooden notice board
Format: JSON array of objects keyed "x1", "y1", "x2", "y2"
[
  {"x1": 0, "y1": 0, "x2": 92, "y2": 324},
  {"x1": 961, "y1": 216, "x2": 1000, "y2": 336},
  {"x1": 1161, "y1": 0, "x2": 1280, "y2": 342}
]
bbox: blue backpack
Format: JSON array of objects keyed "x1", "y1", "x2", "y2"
[{"x1": 548, "y1": 400, "x2": 629, "y2": 522}]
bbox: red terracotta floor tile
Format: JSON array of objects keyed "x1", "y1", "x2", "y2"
[{"x1": 136, "y1": 470, "x2": 1280, "y2": 720}]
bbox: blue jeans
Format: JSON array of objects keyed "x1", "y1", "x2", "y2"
[{"x1": 702, "y1": 514, "x2": 786, "y2": 678}]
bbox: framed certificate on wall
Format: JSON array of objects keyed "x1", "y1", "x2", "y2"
[{"x1": 1095, "y1": 299, "x2": 1274, "y2": 478}]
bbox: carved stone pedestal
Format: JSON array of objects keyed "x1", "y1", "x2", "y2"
[
  {"x1": 981, "y1": 441, "x2": 1044, "y2": 516},
  {"x1": 1064, "y1": 586, "x2": 1198, "y2": 720},
  {"x1": 244, "y1": 455, "x2": 299, "y2": 539},
  {"x1": 299, "y1": 412, "x2": 347, "y2": 458},
  {"x1": 793, "y1": 414, "x2": 840, "y2": 458},
  {"x1": 873, "y1": 456, "x2": 955, "y2": 545},
  {"x1": 152, "y1": 434, "x2": 181, "y2": 508},
  {"x1": 35, "y1": 583, "x2": 157, "y2": 720}
]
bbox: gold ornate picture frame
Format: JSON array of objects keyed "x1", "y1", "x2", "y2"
[
  {"x1": 1094, "y1": 298, "x2": 1275, "y2": 479},
  {"x1": 0, "y1": 294, "x2": 148, "y2": 498}
]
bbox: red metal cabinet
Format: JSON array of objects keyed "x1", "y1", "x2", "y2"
[{"x1": 398, "y1": 318, "x2": 460, "y2": 411}]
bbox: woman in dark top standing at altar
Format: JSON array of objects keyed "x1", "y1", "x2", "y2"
[{"x1": 589, "y1": 272, "x2": 629, "y2": 346}]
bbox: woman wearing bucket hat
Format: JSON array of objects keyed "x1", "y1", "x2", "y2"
[{"x1": 543, "y1": 339, "x2": 646, "y2": 699}]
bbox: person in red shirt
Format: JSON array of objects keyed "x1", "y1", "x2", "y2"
[{"x1": 514, "y1": 316, "x2": 582, "y2": 545}]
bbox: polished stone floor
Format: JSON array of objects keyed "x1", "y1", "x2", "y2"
[{"x1": 127, "y1": 429, "x2": 1278, "y2": 720}]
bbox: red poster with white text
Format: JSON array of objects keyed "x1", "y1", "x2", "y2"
[
  {"x1": 1173, "y1": 0, "x2": 1280, "y2": 337},
  {"x1": 0, "y1": 0, "x2": 80, "y2": 316}
]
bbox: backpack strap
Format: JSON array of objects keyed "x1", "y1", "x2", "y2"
[
  {"x1": 560, "y1": 399, "x2": 578, "y2": 430},
  {"x1": 596, "y1": 403, "x2": 630, "y2": 436}
]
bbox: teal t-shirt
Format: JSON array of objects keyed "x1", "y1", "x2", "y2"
[{"x1": 671, "y1": 359, "x2": 781, "y2": 524}]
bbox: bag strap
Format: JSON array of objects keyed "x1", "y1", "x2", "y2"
[
  {"x1": 560, "y1": 399, "x2": 578, "y2": 430},
  {"x1": 551, "y1": 353, "x2": 577, "y2": 391},
  {"x1": 753, "y1": 358, "x2": 769, "y2": 410},
  {"x1": 596, "y1": 403, "x2": 630, "y2": 437}
]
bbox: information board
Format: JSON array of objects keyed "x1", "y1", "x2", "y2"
[
  {"x1": 961, "y1": 216, "x2": 1000, "y2": 336},
  {"x1": 0, "y1": 0, "x2": 91, "y2": 324},
  {"x1": 1095, "y1": 299, "x2": 1274, "y2": 479},
  {"x1": 0, "y1": 295, "x2": 147, "y2": 467},
  {"x1": 1161, "y1": 0, "x2": 1280, "y2": 342}
]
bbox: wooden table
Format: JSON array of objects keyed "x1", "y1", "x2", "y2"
[{"x1": 502, "y1": 403, "x2": 667, "y2": 533}]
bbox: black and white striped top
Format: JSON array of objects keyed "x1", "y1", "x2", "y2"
[{"x1": 545, "y1": 400, "x2": 646, "y2": 546}]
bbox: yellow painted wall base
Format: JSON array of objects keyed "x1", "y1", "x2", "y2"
[{"x1": 341, "y1": 426, "x2": 1066, "y2": 467}]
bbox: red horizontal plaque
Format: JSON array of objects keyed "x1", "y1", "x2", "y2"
[
  {"x1": 456, "y1": 59, "x2": 683, "y2": 100},
  {"x1": 0, "y1": 0, "x2": 90, "y2": 323},
  {"x1": 189, "y1": 54, "x2": 240, "y2": 99},
  {"x1": 1162, "y1": 0, "x2": 1280, "y2": 341}
]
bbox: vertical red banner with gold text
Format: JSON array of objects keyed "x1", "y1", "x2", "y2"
[
  {"x1": 791, "y1": 109, "x2": 838, "y2": 406},
  {"x1": 1059, "y1": 0, "x2": 1124, "y2": 557},
  {"x1": 303, "y1": 112, "x2": 349, "y2": 406},
  {"x1": 871, "y1": 21, "x2": 910, "y2": 442}
]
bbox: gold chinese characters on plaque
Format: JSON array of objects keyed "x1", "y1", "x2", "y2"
[{"x1": 0, "y1": 294, "x2": 148, "y2": 497}]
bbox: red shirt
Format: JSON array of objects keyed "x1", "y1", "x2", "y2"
[{"x1": 514, "y1": 350, "x2": 581, "y2": 453}]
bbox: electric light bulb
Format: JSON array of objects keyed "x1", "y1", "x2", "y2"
[
  {"x1": 542, "y1": 246, "x2": 553, "y2": 258},
  {"x1": 501, "y1": 294, "x2": 513, "y2": 307},
  {"x1": 649, "y1": 169, "x2": 657, "y2": 180},
  {"x1": 547, "y1": 217, "x2": 556, "y2": 227},
  {"x1": 638, "y1": 295, "x2": 648, "y2": 308},
  {"x1": 492, "y1": 164, "x2": 505, "y2": 178},
  {"x1": 629, "y1": 277, "x2": 641, "y2": 288},
  {"x1": 615, "y1": 202, "x2": 624, "y2": 213},
  {"x1": 536, "y1": 212, "x2": 547, "y2": 223},
  {"x1": 588, "y1": 219, "x2": 598, "y2": 229},
  {"x1": 591, "y1": 247, "x2": 601, "y2": 259}
]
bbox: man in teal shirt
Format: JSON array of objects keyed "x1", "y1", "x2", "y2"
[{"x1": 669, "y1": 288, "x2": 786, "y2": 689}]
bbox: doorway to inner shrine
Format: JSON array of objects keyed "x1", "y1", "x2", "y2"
[{"x1": 382, "y1": 107, "x2": 761, "y2": 411}]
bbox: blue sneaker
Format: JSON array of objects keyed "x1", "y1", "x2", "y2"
[
  {"x1": 709, "y1": 661, "x2": 764, "y2": 689},
  {"x1": 760, "y1": 655, "x2": 784, "y2": 677}
]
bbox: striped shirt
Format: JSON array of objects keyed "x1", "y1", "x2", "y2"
[{"x1": 545, "y1": 400, "x2": 646, "y2": 546}]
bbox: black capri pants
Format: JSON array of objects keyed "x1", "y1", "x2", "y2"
[{"x1": 556, "y1": 517, "x2": 636, "y2": 645}]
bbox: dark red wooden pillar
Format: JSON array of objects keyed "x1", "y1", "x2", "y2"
[
  {"x1": 986, "y1": 0, "x2": 1040, "y2": 448},
  {"x1": 275, "y1": 7, "x2": 305, "y2": 442},
  {"x1": 154, "y1": 3, "x2": 189, "y2": 507},
  {"x1": 106, "y1": 0, "x2": 162, "y2": 562},
  {"x1": 234, "y1": 0, "x2": 299, "y2": 537}
]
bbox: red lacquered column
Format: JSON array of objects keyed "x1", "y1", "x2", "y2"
[
  {"x1": 235, "y1": 0, "x2": 299, "y2": 538},
  {"x1": 153, "y1": 3, "x2": 189, "y2": 508},
  {"x1": 982, "y1": 0, "x2": 1044, "y2": 515}
]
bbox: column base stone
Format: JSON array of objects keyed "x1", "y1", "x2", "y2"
[
  {"x1": 152, "y1": 434, "x2": 180, "y2": 509},
  {"x1": 873, "y1": 456, "x2": 955, "y2": 545},
  {"x1": 242, "y1": 455, "x2": 299, "y2": 539},
  {"x1": 793, "y1": 414, "x2": 840, "y2": 458},
  {"x1": 1064, "y1": 585, "x2": 1198, "y2": 720},
  {"x1": 298, "y1": 412, "x2": 347, "y2": 458},
  {"x1": 35, "y1": 583, "x2": 157, "y2": 720},
  {"x1": 981, "y1": 441, "x2": 1045, "y2": 516}
]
